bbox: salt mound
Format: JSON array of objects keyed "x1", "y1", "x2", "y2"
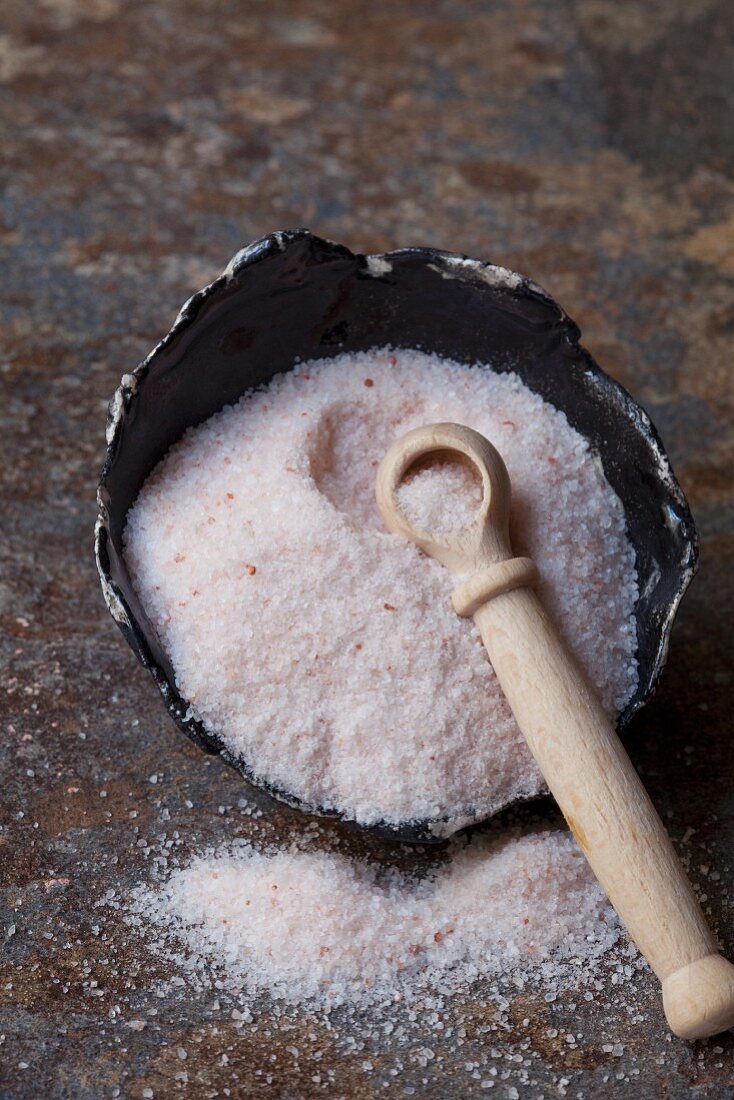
[
  {"x1": 124, "y1": 350, "x2": 638, "y2": 831},
  {"x1": 131, "y1": 829, "x2": 620, "y2": 1007}
]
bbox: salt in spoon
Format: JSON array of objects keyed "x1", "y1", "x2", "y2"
[{"x1": 376, "y1": 421, "x2": 734, "y2": 1040}]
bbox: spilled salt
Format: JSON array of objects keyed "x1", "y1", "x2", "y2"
[
  {"x1": 130, "y1": 828, "x2": 621, "y2": 1008},
  {"x1": 124, "y1": 349, "x2": 639, "y2": 832}
]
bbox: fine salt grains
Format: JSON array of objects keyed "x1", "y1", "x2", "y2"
[
  {"x1": 397, "y1": 459, "x2": 484, "y2": 535},
  {"x1": 131, "y1": 828, "x2": 621, "y2": 1008},
  {"x1": 124, "y1": 350, "x2": 639, "y2": 832}
]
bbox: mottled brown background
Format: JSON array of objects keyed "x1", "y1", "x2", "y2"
[{"x1": 1, "y1": 1, "x2": 733, "y2": 1097}]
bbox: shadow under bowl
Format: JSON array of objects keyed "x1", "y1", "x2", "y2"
[{"x1": 95, "y1": 229, "x2": 698, "y2": 843}]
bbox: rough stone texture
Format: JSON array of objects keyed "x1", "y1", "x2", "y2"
[{"x1": 1, "y1": 1, "x2": 733, "y2": 1097}]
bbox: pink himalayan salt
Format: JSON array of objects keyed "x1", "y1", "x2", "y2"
[
  {"x1": 397, "y1": 459, "x2": 483, "y2": 535},
  {"x1": 124, "y1": 349, "x2": 638, "y2": 832},
  {"x1": 131, "y1": 829, "x2": 620, "y2": 1007}
]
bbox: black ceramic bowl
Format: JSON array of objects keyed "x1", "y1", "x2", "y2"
[{"x1": 95, "y1": 229, "x2": 697, "y2": 843}]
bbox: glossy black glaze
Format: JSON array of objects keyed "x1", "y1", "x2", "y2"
[{"x1": 95, "y1": 229, "x2": 698, "y2": 843}]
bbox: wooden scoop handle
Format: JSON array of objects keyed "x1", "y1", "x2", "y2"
[{"x1": 376, "y1": 422, "x2": 734, "y2": 1040}]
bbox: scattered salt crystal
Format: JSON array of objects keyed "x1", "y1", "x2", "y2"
[{"x1": 124, "y1": 350, "x2": 638, "y2": 831}]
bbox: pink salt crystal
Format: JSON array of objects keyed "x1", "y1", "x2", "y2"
[
  {"x1": 124, "y1": 350, "x2": 638, "y2": 831},
  {"x1": 397, "y1": 459, "x2": 483, "y2": 535},
  {"x1": 131, "y1": 829, "x2": 620, "y2": 1008}
]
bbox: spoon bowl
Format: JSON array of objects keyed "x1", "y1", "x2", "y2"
[{"x1": 376, "y1": 422, "x2": 513, "y2": 573}]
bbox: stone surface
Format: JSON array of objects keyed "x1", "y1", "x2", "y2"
[{"x1": 1, "y1": 1, "x2": 733, "y2": 1097}]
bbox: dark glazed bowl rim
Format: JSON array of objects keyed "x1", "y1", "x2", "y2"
[{"x1": 95, "y1": 228, "x2": 698, "y2": 843}]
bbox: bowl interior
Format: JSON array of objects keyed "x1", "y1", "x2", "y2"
[{"x1": 96, "y1": 230, "x2": 697, "y2": 841}]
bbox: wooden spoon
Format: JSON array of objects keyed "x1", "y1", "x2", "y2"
[{"x1": 376, "y1": 421, "x2": 734, "y2": 1040}]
